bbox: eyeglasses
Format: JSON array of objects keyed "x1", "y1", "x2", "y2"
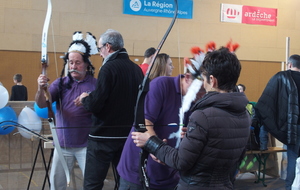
[
  {"x1": 97, "y1": 43, "x2": 106, "y2": 52},
  {"x1": 197, "y1": 75, "x2": 204, "y2": 81}
]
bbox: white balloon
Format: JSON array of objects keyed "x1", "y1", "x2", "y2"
[
  {"x1": 18, "y1": 106, "x2": 42, "y2": 139},
  {"x1": 0, "y1": 85, "x2": 9, "y2": 109}
]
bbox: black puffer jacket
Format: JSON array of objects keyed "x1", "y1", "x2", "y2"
[
  {"x1": 145, "y1": 91, "x2": 250, "y2": 190},
  {"x1": 256, "y1": 70, "x2": 299, "y2": 145}
]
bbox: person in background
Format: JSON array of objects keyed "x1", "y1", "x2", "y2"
[
  {"x1": 132, "y1": 47, "x2": 250, "y2": 190},
  {"x1": 237, "y1": 83, "x2": 253, "y2": 117},
  {"x1": 237, "y1": 83, "x2": 265, "y2": 150},
  {"x1": 255, "y1": 54, "x2": 300, "y2": 190},
  {"x1": 36, "y1": 31, "x2": 98, "y2": 190},
  {"x1": 140, "y1": 47, "x2": 156, "y2": 75},
  {"x1": 77, "y1": 29, "x2": 143, "y2": 190},
  {"x1": 10, "y1": 74, "x2": 28, "y2": 101},
  {"x1": 118, "y1": 58, "x2": 205, "y2": 189},
  {"x1": 148, "y1": 53, "x2": 174, "y2": 80},
  {"x1": 237, "y1": 83, "x2": 246, "y2": 93}
]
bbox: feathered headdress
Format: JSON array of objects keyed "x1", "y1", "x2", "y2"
[
  {"x1": 205, "y1": 41, "x2": 216, "y2": 52},
  {"x1": 62, "y1": 31, "x2": 97, "y2": 77},
  {"x1": 225, "y1": 39, "x2": 240, "y2": 53},
  {"x1": 184, "y1": 46, "x2": 205, "y2": 79},
  {"x1": 169, "y1": 46, "x2": 205, "y2": 148},
  {"x1": 68, "y1": 31, "x2": 98, "y2": 57}
]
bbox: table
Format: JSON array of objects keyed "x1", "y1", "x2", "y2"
[
  {"x1": 27, "y1": 139, "x2": 54, "y2": 190},
  {"x1": 246, "y1": 147, "x2": 287, "y2": 186}
]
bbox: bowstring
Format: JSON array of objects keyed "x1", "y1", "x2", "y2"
[
  {"x1": 50, "y1": 19, "x2": 59, "y2": 78},
  {"x1": 176, "y1": 18, "x2": 184, "y2": 126},
  {"x1": 51, "y1": 22, "x2": 68, "y2": 159},
  {"x1": 48, "y1": 6, "x2": 68, "y2": 175}
]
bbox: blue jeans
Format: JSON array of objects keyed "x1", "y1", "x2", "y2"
[
  {"x1": 259, "y1": 125, "x2": 268, "y2": 150},
  {"x1": 286, "y1": 144, "x2": 298, "y2": 190},
  {"x1": 286, "y1": 125, "x2": 300, "y2": 190}
]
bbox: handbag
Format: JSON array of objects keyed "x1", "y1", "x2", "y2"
[{"x1": 246, "y1": 126, "x2": 260, "y2": 150}]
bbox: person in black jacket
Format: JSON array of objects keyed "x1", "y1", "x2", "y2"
[
  {"x1": 132, "y1": 47, "x2": 250, "y2": 190},
  {"x1": 10, "y1": 74, "x2": 28, "y2": 101},
  {"x1": 255, "y1": 54, "x2": 300, "y2": 190},
  {"x1": 77, "y1": 29, "x2": 144, "y2": 190}
]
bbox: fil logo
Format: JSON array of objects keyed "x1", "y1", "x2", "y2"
[
  {"x1": 130, "y1": 0, "x2": 142, "y2": 12},
  {"x1": 226, "y1": 8, "x2": 240, "y2": 19}
]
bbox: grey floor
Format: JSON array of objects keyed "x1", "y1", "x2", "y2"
[
  {"x1": 234, "y1": 172, "x2": 285, "y2": 190},
  {"x1": 0, "y1": 165, "x2": 116, "y2": 190},
  {"x1": 0, "y1": 167, "x2": 285, "y2": 190},
  {"x1": 0, "y1": 102, "x2": 285, "y2": 189}
]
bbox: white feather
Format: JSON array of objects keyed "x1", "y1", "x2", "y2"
[
  {"x1": 169, "y1": 79, "x2": 203, "y2": 148},
  {"x1": 72, "y1": 31, "x2": 83, "y2": 41},
  {"x1": 194, "y1": 52, "x2": 205, "y2": 69},
  {"x1": 85, "y1": 33, "x2": 98, "y2": 55}
]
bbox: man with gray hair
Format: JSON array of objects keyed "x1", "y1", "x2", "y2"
[
  {"x1": 78, "y1": 29, "x2": 143, "y2": 190},
  {"x1": 256, "y1": 54, "x2": 300, "y2": 190}
]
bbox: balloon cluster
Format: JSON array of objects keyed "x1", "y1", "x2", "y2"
[
  {"x1": 0, "y1": 86, "x2": 56, "y2": 139},
  {"x1": 0, "y1": 85, "x2": 9, "y2": 109},
  {"x1": 34, "y1": 102, "x2": 57, "y2": 119},
  {"x1": 0, "y1": 106, "x2": 17, "y2": 135},
  {"x1": 0, "y1": 86, "x2": 15, "y2": 135},
  {"x1": 18, "y1": 106, "x2": 42, "y2": 139}
]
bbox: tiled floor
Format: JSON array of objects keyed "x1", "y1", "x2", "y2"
[
  {"x1": 235, "y1": 172, "x2": 285, "y2": 190},
  {"x1": 1, "y1": 102, "x2": 286, "y2": 189},
  {"x1": 0, "y1": 164, "x2": 116, "y2": 190},
  {"x1": 0, "y1": 167, "x2": 286, "y2": 190}
]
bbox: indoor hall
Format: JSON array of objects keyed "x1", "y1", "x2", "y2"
[{"x1": 1, "y1": 0, "x2": 300, "y2": 189}]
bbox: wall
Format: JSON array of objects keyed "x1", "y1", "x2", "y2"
[
  {"x1": 0, "y1": 50, "x2": 183, "y2": 101},
  {"x1": 0, "y1": 0, "x2": 299, "y2": 101},
  {"x1": 238, "y1": 60, "x2": 281, "y2": 101},
  {"x1": 0, "y1": 0, "x2": 299, "y2": 59},
  {"x1": 0, "y1": 50, "x2": 279, "y2": 101}
]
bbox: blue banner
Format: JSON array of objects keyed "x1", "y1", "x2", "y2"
[{"x1": 123, "y1": 0, "x2": 193, "y2": 19}]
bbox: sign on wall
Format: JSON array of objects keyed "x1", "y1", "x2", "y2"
[
  {"x1": 221, "y1": 3, "x2": 277, "y2": 26},
  {"x1": 123, "y1": 0, "x2": 193, "y2": 19}
]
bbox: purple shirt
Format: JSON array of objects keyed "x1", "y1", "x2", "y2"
[
  {"x1": 49, "y1": 75, "x2": 96, "y2": 147},
  {"x1": 117, "y1": 75, "x2": 184, "y2": 189}
]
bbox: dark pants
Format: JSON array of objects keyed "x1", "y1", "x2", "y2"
[{"x1": 83, "y1": 138, "x2": 126, "y2": 190}]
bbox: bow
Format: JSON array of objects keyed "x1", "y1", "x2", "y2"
[
  {"x1": 1, "y1": 121, "x2": 51, "y2": 142},
  {"x1": 41, "y1": 0, "x2": 71, "y2": 186},
  {"x1": 133, "y1": 0, "x2": 178, "y2": 189}
]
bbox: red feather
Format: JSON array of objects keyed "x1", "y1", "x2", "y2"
[
  {"x1": 226, "y1": 39, "x2": 232, "y2": 50},
  {"x1": 190, "y1": 46, "x2": 202, "y2": 55},
  {"x1": 232, "y1": 43, "x2": 240, "y2": 52},
  {"x1": 183, "y1": 57, "x2": 191, "y2": 67},
  {"x1": 205, "y1": 41, "x2": 216, "y2": 52}
]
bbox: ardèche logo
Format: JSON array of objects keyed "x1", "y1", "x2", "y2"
[
  {"x1": 226, "y1": 8, "x2": 240, "y2": 19},
  {"x1": 130, "y1": 0, "x2": 142, "y2": 12}
]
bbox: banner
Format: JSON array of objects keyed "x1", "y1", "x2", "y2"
[
  {"x1": 123, "y1": 0, "x2": 193, "y2": 19},
  {"x1": 221, "y1": 4, "x2": 277, "y2": 26}
]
